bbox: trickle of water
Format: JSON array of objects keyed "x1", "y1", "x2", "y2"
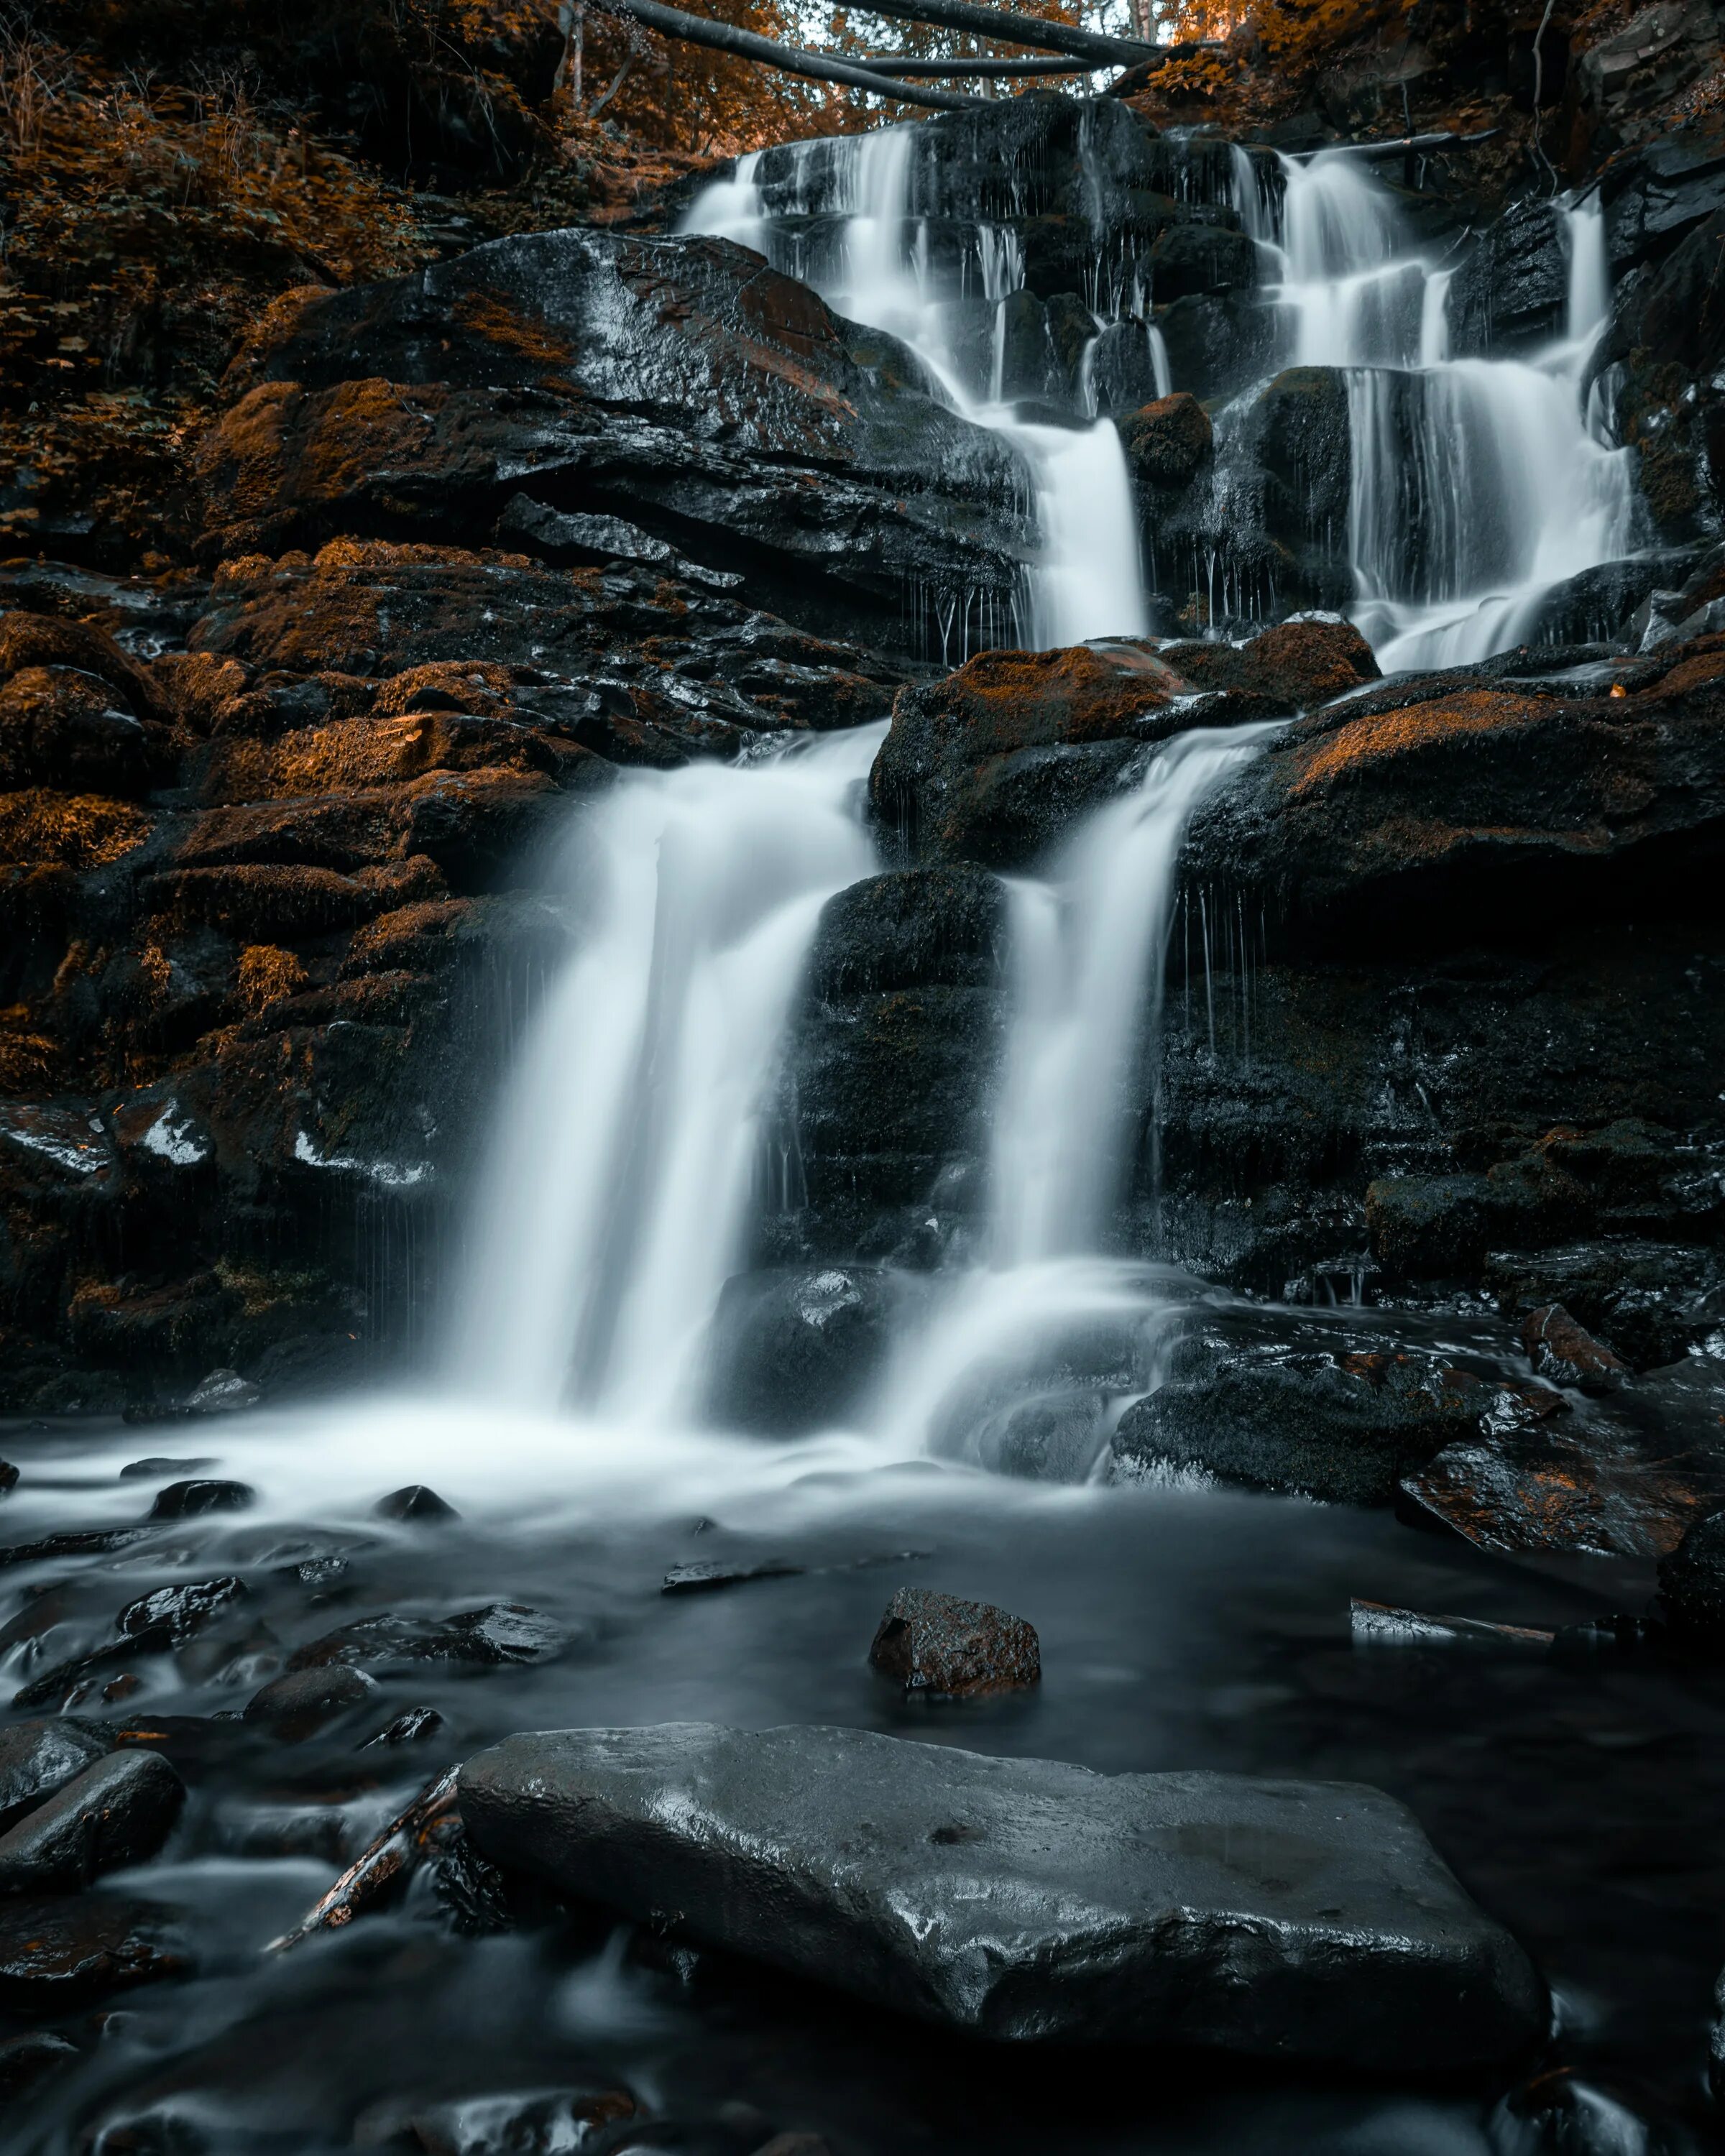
[
  {"x1": 446, "y1": 725, "x2": 883, "y2": 1417},
  {"x1": 684, "y1": 123, "x2": 1147, "y2": 648}
]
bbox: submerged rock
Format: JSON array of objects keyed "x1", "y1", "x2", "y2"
[
  {"x1": 288, "y1": 1603, "x2": 571, "y2": 1672},
  {"x1": 147, "y1": 1478, "x2": 256, "y2": 1519},
  {"x1": 869, "y1": 1588, "x2": 1040, "y2": 1698},
  {"x1": 1657, "y1": 1508, "x2": 1725, "y2": 1645},
  {"x1": 244, "y1": 1664, "x2": 380, "y2": 1739},
  {"x1": 461, "y1": 1723, "x2": 1545, "y2": 2069},
  {"x1": 704, "y1": 1267, "x2": 902, "y2": 1437},
  {"x1": 0, "y1": 1894, "x2": 190, "y2": 2009},
  {"x1": 374, "y1": 1484, "x2": 461, "y2": 1523}
]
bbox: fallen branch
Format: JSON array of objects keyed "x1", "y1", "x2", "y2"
[
  {"x1": 862, "y1": 0, "x2": 1155, "y2": 67},
  {"x1": 266, "y1": 1767, "x2": 460, "y2": 1952},
  {"x1": 864, "y1": 52, "x2": 1091, "y2": 75},
  {"x1": 1292, "y1": 127, "x2": 1501, "y2": 160},
  {"x1": 586, "y1": 0, "x2": 984, "y2": 107}
]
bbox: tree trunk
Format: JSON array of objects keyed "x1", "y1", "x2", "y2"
[{"x1": 589, "y1": 0, "x2": 985, "y2": 108}]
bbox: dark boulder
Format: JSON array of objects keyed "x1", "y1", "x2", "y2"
[
  {"x1": 1486, "y1": 1240, "x2": 1725, "y2": 1371},
  {"x1": 1118, "y1": 391, "x2": 1213, "y2": 494},
  {"x1": 1448, "y1": 200, "x2": 1570, "y2": 356},
  {"x1": 0, "y1": 1750, "x2": 184, "y2": 1893},
  {"x1": 374, "y1": 1484, "x2": 460, "y2": 1523},
  {"x1": 460, "y1": 1722, "x2": 1545, "y2": 2069},
  {"x1": 0, "y1": 1894, "x2": 190, "y2": 2009},
  {"x1": 1149, "y1": 221, "x2": 1256, "y2": 303},
  {"x1": 1113, "y1": 1321, "x2": 1489, "y2": 1506},
  {"x1": 868, "y1": 1587, "x2": 1040, "y2": 1698},
  {"x1": 869, "y1": 641, "x2": 1188, "y2": 870},
  {"x1": 0, "y1": 2030, "x2": 78, "y2": 2102},
  {"x1": 148, "y1": 1479, "x2": 256, "y2": 1519},
  {"x1": 244, "y1": 1663, "x2": 380, "y2": 1739},
  {"x1": 1157, "y1": 617, "x2": 1378, "y2": 711},
  {"x1": 1154, "y1": 288, "x2": 1276, "y2": 402},
  {"x1": 1248, "y1": 369, "x2": 1353, "y2": 594},
  {"x1": 704, "y1": 1267, "x2": 903, "y2": 1437},
  {"x1": 0, "y1": 668, "x2": 159, "y2": 797}
]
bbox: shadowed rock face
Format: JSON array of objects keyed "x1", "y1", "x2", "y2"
[
  {"x1": 460, "y1": 1721, "x2": 1546, "y2": 2068},
  {"x1": 194, "y1": 230, "x2": 1030, "y2": 657}
]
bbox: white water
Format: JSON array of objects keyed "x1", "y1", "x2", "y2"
[
  {"x1": 446, "y1": 724, "x2": 883, "y2": 1419},
  {"x1": 1241, "y1": 152, "x2": 1640, "y2": 671},
  {"x1": 684, "y1": 126, "x2": 1147, "y2": 650},
  {"x1": 875, "y1": 723, "x2": 1276, "y2": 1464}
]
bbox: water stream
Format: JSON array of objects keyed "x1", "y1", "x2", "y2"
[
  {"x1": 684, "y1": 126, "x2": 1149, "y2": 652},
  {"x1": 1243, "y1": 149, "x2": 1640, "y2": 671}
]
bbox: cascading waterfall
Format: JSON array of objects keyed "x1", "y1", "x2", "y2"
[
  {"x1": 447, "y1": 726, "x2": 883, "y2": 1418},
  {"x1": 684, "y1": 126, "x2": 1147, "y2": 651},
  {"x1": 878, "y1": 724, "x2": 1276, "y2": 1465},
  {"x1": 1247, "y1": 149, "x2": 1639, "y2": 671}
]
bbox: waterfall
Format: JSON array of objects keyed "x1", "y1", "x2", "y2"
[
  {"x1": 683, "y1": 126, "x2": 1147, "y2": 650},
  {"x1": 878, "y1": 723, "x2": 1276, "y2": 1464},
  {"x1": 446, "y1": 725, "x2": 883, "y2": 1417},
  {"x1": 1246, "y1": 151, "x2": 1639, "y2": 671}
]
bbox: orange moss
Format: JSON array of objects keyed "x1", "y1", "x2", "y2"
[
  {"x1": 235, "y1": 943, "x2": 310, "y2": 1013},
  {"x1": 1292, "y1": 691, "x2": 1552, "y2": 796},
  {"x1": 451, "y1": 287, "x2": 574, "y2": 374},
  {"x1": 929, "y1": 643, "x2": 1182, "y2": 755},
  {"x1": 0, "y1": 789, "x2": 152, "y2": 868}
]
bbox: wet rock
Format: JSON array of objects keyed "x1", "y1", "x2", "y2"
[
  {"x1": 1113, "y1": 1324, "x2": 1489, "y2": 1506},
  {"x1": 1181, "y1": 639, "x2": 1725, "y2": 948},
  {"x1": 1118, "y1": 392, "x2": 1213, "y2": 492},
  {"x1": 1248, "y1": 370, "x2": 1353, "y2": 590},
  {"x1": 0, "y1": 1895, "x2": 190, "y2": 2009},
  {"x1": 663, "y1": 1560, "x2": 806, "y2": 1595},
  {"x1": 361, "y1": 1705, "x2": 446, "y2": 1748},
  {"x1": 288, "y1": 1603, "x2": 571, "y2": 1673},
  {"x1": 1491, "y1": 2066, "x2": 1692, "y2": 2156},
  {"x1": 194, "y1": 230, "x2": 1027, "y2": 654},
  {"x1": 1486, "y1": 1240, "x2": 1725, "y2": 1371},
  {"x1": 1521, "y1": 1304, "x2": 1627, "y2": 1393},
  {"x1": 1149, "y1": 221, "x2": 1256, "y2": 303},
  {"x1": 461, "y1": 1722, "x2": 1545, "y2": 2068},
  {"x1": 354, "y1": 2086, "x2": 638, "y2": 2153},
  {"x1": 0, "y1": 1718, "x2": 114, "y2": 1834},
  {"x1": 868, "y1": 1587, "x2": 1040, "y2": 1698},
  {"x1": 120, "y1": 1457, "x2": 218, "y2": 1480},
  {"x1": 1657, "y1": 1508, "x2": 1725, "y2": 1644},
  {"x1": 147, "y1": 1480, "x2": 257, "y2": 1519},
  {"x1": 0, "y1": 2029, "x2": 79, "y2": 2101},
  {"x1": 119, "y1": 1576, "x2": 249, "y2": 1647},
  {"x1": 374, "y1": 1485, "x2": 460, "y2": 1524},
  {"x1": 0, "y1": 666, "x2": 158, "y2": 796},
  {"x1": 1350, "y1": 1599, "x2": 1553, "y2": 1654},
  {"x1": 244, "y1": 1663, "x2": 380, "y2": 1738},
  {"x1": 0, "y1": 1460, "x2": 14, "y2": 1496},
  {"x1": 1404, "y1": 1419, "x2": 1719, "y2": 1557},
  {"x1": 1448, "y1": 198, "x2": 1570, "y2": 355},
  {"x1": 1155, "y1": 288, "x2": 1276, "y2": 401},
  {"x1": 704, "y1": 1268, "x2": 902, "y2": 1437},
  {"x1": 0, "y1": 1750, "x2": 184, "y2": 1892},
  {"x1": 1158, "y1": 617, "x2": 1378, "y2": 711},
  {"x1": 185, "y1": 1368, "x2": 263, "y2": 1415}
]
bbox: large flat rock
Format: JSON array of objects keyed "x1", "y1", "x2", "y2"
[{"x1": 460, "y1": 1722, "x2": 1543, "y2": 2070}]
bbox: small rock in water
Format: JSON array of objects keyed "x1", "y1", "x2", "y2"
[
  {"x1": 119, "y1": 1456, "x2": 218, "y2": 1480},
  {"x1": 1491, "y1": 2066, "x2": 1688, "y2": 2155},
  {"x1": 0, "y1": 1750, "x2": 184, "y2": 1892},
  {"x1": 185, "y1": 1368, "x2": 263, "y2": 1415},
  {"x1": 0, "y1": 2029, "x2": 78, "y2": 2101},
  {"x1": 354, "y1": 2084, "x2": 638, "y2": 2152},
  {"x1": 117, "y1": 1575, "x2": 248, "y2": 1646},
  {"x1": 244, "y1": 1664, "x2": 380, "y2": 1739},
  {"x1": 361, "y1": 1705, "x2": 445, "y2": 1749},
  {"x1": 1522, "y1": 1304, "x2": 1627, "y2": 1394},
  {"x1": 868, "y1": 1588, "x2": 1040, "y2": 1699},
  {"x1": 663, "y1": 1560, "x2": 806, "y2": 1595},
  {"x1": 0, "y1": 1718, "x2": 114, "y2": 1834},
  {"x1": 373, "y1": 1484, "x2": 460, "y2": 1523},
  {"x1": 460, "y1": 1723, "x2": 1545, "y2": 2069},
  {"x1": 0, "y1": 1461, "x2": 16, "y2": 1497},
  {"x1": 1350, "y1": 1598, "x2": 1554, "y2": 1653},
  {"x1": 0, "y1": 1895, "x2": 190, "y2": 2009},
  {"x1": 288, "y1": 1603, "x2": 571, "y2": 1672},
  {"x1": 147, "y1": 1478, "x2": 255, "y2": 1519}
]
